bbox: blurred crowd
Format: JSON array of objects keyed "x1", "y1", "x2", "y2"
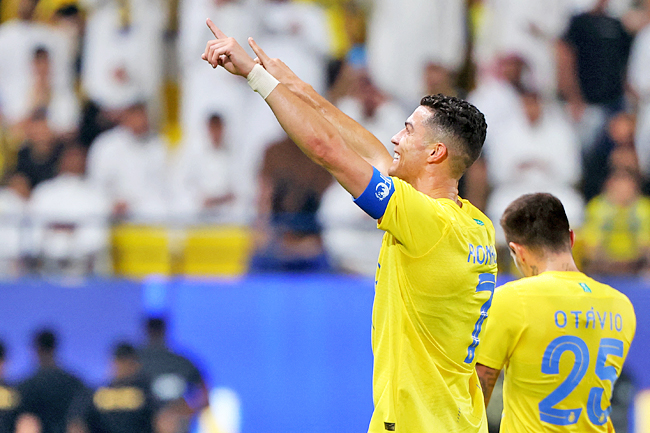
[
  {"x1": 0, "y1": 319, "x2": 225, "y2": 433},
  {"x1": 0, "y1": 0, "x2": 649, "y2": 277}
]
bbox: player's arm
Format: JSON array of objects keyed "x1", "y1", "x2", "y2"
[
  {"x1": 475, "y1": 363, "x2": 500, "y2": 408},
  {"x1": 248, "y1": 38, "x2": 394, "y2": 175},
  {"x1": 201, "y1": 20, "x2": 373, "y2": 199}
]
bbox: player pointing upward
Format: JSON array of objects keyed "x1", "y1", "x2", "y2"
[
  {"x1": 477, "y1": 193, "x2": 636, "y2": 432},
  {"x1": 202, "y1": 19, "x2": 496, "y2": 432}
]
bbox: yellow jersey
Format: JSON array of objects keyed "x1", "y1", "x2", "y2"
[
  {"x1": 370, "y1": 177, "x2": 498, "y2": 433},
  {"x1": 477, "y1": 271, "x2": 636, "y2": 433}
]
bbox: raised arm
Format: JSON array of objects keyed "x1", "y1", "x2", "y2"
[
  {"x1": 248, "y1": 38, "x2": 394, "y2": 175},
  {"x1": 475, "y1": 363, "x2": 500, "y2": 408},
  {"x1": 202, "y1": 19, "x2": 372, "y2": 198}
]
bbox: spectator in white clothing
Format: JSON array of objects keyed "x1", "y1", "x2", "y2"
[
  {"x1": 257, "y1": 0, "x2": 330, "y2": 94},
  {"x1": 628, "y1": 10, "x2": 650, "y2": 179},
  {"x1": 366, "y1": 0, "x2": 466, "y2": 106},
  {"x1": 27, "y1": 146, "x2": 110, "y2": 274},
  {"x1": 81, "y1": 0, "x2": 167, "y2": 113},
  {"x1": 86, "y1": 100, "x2": 170, "y2": 221},
  {"x1": 170, "y1": 113, "x2": 236, "y2": 222},
  {"x1": 0, "y1": 0, "x2": 78, "y2": 135},
  {"x1": 484, "y1": 89, "x2": 585, "y2": 244},
  {"x1": 0, "y1": 173, "x2": 31, "y2": 275}
]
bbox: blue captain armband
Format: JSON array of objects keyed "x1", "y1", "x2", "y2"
[{"x1": 353, "y1": 167, "x2": 395, "y2": 219}]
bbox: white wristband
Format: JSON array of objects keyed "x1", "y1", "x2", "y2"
[{"x1": 246, "y1": 64, "x2": 280, "y2": 99}]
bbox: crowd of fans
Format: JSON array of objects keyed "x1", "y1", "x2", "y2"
[
  {"x1": 0, "y1": 319, "x2": 211, "y2": 433},
  {"x1": 0, "y1": 0, "x2": 649, "y2": 277}
]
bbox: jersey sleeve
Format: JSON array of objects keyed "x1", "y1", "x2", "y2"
[
  {"x1": 476, "y1": 284, "x2": 526, "y2": 370},
  {"x1": 376, "y1": 177, "x2": 447, "y2": 256}
]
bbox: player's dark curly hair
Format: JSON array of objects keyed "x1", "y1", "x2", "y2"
[
  {"x1": 501, "y1": 193, "x2": 572, "y2": 254},
  {"x1": 420, "y1": 94, "x2": 487, "y2": 176}
]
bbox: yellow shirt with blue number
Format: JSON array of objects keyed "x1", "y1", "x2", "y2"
[
  {"x1": 477, "y1": 272, "x2": 636, "y2": 433},
  {"x1": 370, "y1": 177, "x2": 498, "y2": 433}
]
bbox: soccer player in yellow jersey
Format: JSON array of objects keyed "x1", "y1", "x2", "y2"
[
  {"x1": 201, "y1": 20, "x2": 497, "y2": 432},
  {"x1": 476, "y1": 193, "x2": 636, "y2": 433}
]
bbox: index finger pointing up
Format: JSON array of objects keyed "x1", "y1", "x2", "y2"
[
  {"x1": 248, "y1": 37, "x2": 270, "y2": 64},
  {"x1": 206, "y1": 18, "x2": 227, "y2": 39}
]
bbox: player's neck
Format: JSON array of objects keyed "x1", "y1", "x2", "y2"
[
  {"x1": 413, "y1": 173, "x2": 460, "y2": 205},
  {"x1": 530, "y1": 252, "x2": 580, "y2": 275}
]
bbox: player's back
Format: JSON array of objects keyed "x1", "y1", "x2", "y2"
[{"x1": 488, "y1": 272, "x2": 636, "y2": 433}]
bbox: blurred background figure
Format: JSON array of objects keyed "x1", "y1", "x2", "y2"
[
  {"x1": 628, "y1": 6, "x2": 650, "y2": 184},
  {"x1": 581, "y1": 168, "x2": 650, "y2": 275},
  {"x1": 67, "y1": 342, "x2": 157, "y2": 433},
  {"x1": 86, "y1": 100, "x2": 170, "y2": 222},
  {"x1": 26, "y1": 145, "x2": 110, "y2": 275},
  {"x1": 170, "y1": 113, "x2": 237, "y2": 223},
  {"x1": 138, "y1": 317, "x2": 207, "y2": 433},
  {"x1": 81, "y1": 0, "x2": 167, "y2": 115},
  {"x1": 256, "y1": 0, "x2": 330, "y2": 95},
  {"x1": 557, "y1": 0, "x2": 633, "y2": 152},
  {"x1": 0, "y1": 0, "x2": 77, "y2": 138},
  {"x1": 366, "y1": 0, "x2": 466, "y2": 107},
  {"x1": 250, "y1": 135, "x2": 332, "y2": 273},
  {"x1": 15, "y1": 109, "x2": 65, "y2": 190},
  {"x1": 481, "y1": 88, "x2": 585, "y2": 245},
  {"x1": 17, "y1": 330, "x2": 85, "y2": 433},
  {"x1": 0, "y1": 341, "x2": 21, "y2": 433},
  {"x1": 0, "y1": 173, "x2": 31, "y2": 275}
]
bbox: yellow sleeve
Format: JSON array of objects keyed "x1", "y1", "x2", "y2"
[
  {"x1": 377, "y1": 177, "x2": 447, "y2": 256},
  {"x1": 476, "y1": 284, "x2": 526, "y2": 370}
]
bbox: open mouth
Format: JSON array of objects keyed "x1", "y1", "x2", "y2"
[{"x1": 393, "y1": 152, "x2": 400, "y2": 161}]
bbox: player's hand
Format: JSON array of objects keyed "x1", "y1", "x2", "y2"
[
  {"x1": 202, "y1": 19, "x2": 256, "y2": 77},
  {"x1": 248, "y1": 37, "x2": 304, "y2": 91}
]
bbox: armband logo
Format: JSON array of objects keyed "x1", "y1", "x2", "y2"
[{"x1": 375, "y1": 175, "x2": 393, "y2": 201}]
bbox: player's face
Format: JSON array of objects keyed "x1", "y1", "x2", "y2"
[{"x1": 388, "y1": 106, "x2": 433, "y2": 181}]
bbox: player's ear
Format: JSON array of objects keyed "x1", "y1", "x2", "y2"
[
  {"x1": 427, "y1": 142, "x2": 447, "y2": 164},
  {"x1": 508, "y1": 242, "x2": 525, "y2": 262},
  {"x1": 569, "y1": 229, "x2": 575, "y2": 248}
]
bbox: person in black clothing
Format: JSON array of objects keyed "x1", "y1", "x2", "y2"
[
  {"x1": 17, "y1": 330, "x2": 85, "y2": 433},
  {"x1": 68, "y1": 343, "x2": 157, "y2": 433},
  {"x1": 138, "y1": 318, "x2": 207, "y2": 433},
  {"x1": 15, "y1": 109, "x2": 65, "y2": 189},
  {"x1": 0, "y1": 342, "x2": 20, "y2": 433}
]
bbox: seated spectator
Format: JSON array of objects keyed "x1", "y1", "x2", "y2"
[
  {"x1": 0, "y1": 341, "x2": 20, "y2": 433},
  {"x1": 484, "y1": 88, "x2": 585, "y2": 244},
  {"x1": 15, "y1": 109, "x2": 65, "y2": 189},
  {"x1": 628, "y1": 9, "x2": 650, "y2": 181},
  {"x1": 170, "y1": 113, "x2": 237, "y2": 222},
  {"x1": 331, "y1": 63, "x2": 408, "y2": 150},
  {"x1": 0, "y1": 173, "x2": 30, "y2": 275},
  {"x1": 423, "y1": 61, "x2": 464, "y2": 98},
  {"x1": 581, "y1": 168, "x2": 650, "y2": 275},
  {"x1": 68, "y1": 343, "x2": 157, "y2": 433},
  {"x1": 583, "y1": 112, "x2": 638, "y2": 200},
  {"x1": 27, "y1": 145, "x2": 110, "y2": 275},
  {"x1": 26, "y1": 46, "x2": 80, "y2": 138},
  {"x1": 86, "y1": 100, "x2": 170, "y2": 221},
  {"x1": 138, "y1": 318, "x2": 207, "y2": 432},
  {"x1": 318, "y1": 182, "x2": 383, "y2": 276},
  {"x1": 17, "y1": 330, "x2": 86, "y2": 433},
  {"x1": 250, "y1": 135, "x2": 332, "y2": 272}
]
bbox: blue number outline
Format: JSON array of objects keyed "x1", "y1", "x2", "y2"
[
  {"x1": 464, "y1": 273, "x2": 496, "y2": 364},
  {"x1": 587, "y1": 338, "x2": 624, "y2": 425},
  {"x1": 538, "y1": 336, "x2": 589, "y2": 425}
]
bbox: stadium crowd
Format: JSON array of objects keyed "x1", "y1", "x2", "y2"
[{"x1": 0, "y1": 0, "x2": 649, "y2": 277}]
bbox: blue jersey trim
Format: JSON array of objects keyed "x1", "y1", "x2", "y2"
[{"x1": 353, "y1": 167, "x2": 395, "y2": 219}]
